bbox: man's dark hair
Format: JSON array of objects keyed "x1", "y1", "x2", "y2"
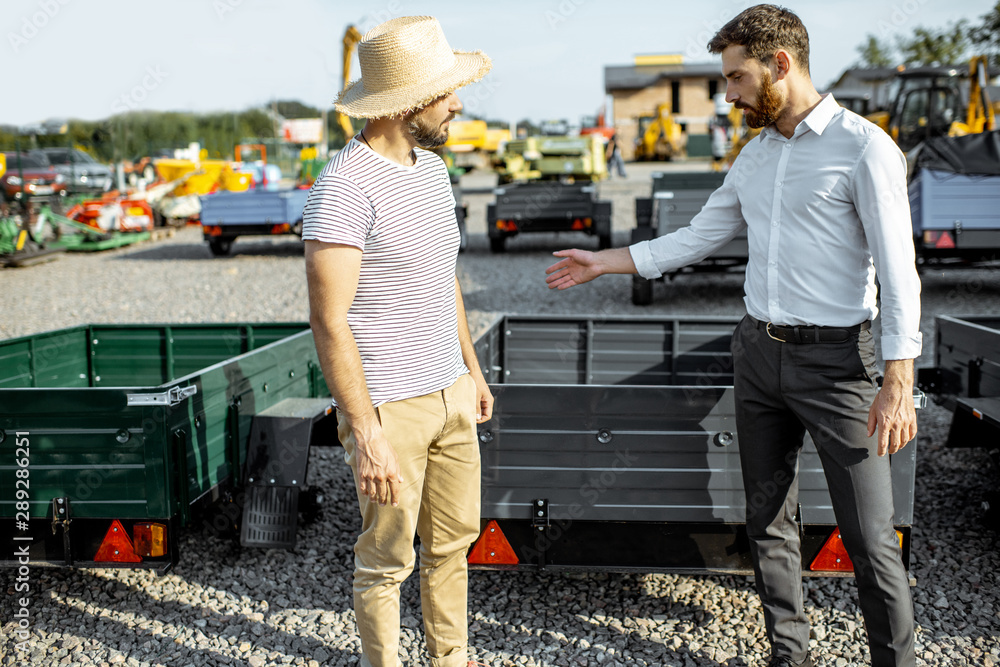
[{"x1": 707, "y1": 4, "x2": 810, "y2": 75}]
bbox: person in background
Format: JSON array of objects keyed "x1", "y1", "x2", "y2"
[{"x1": 605, "y1": 131, "x2": 627, "y2": 178}]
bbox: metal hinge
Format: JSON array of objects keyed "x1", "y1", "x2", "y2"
[{"x1": 127, "y1": 385, "x2": 198, "y2": 407}]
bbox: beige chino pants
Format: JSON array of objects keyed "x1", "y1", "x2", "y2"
[{"x1": 337, "y1": 373, "x2": 482, "y2": 667}]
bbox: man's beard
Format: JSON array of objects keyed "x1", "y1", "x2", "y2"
[
  {"x1": 736, "y1": 70, "x2": 784, "y2": 129},
  {"x1": 407, "y1": 111, "x2": 455, "y2": 149}
]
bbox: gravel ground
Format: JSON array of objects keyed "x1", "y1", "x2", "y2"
[{"x1": 2, "y1": 161, "x2": 999, "y2": 666}]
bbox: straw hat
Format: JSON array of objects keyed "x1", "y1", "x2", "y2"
[{"x1": 335, "y1": 16, "x2": 492, "y2": 119}]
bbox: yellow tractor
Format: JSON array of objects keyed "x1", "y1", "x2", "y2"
[
  {"x1": 634, "y1": 103, "x2": 685, "y2": 161},
  {"x1": 867, "y1": 56, "x2": 996, "y2": 152}
]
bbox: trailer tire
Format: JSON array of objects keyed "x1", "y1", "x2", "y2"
[
  {"x1": 457, "y1": 205, "x2": 468, "y2": 252},
  {"x1": 632, "y1": 275, "x2": 654, "y2": 306},
  {"x1": 209, "y1": 238, "x2": 233, "y2": 256},
  {"x1": 490, "y1": 236, "x2": 506, "y2": 253},
  {"x1": 299, "y1": 485, "x2": 325, "y2": 525}
]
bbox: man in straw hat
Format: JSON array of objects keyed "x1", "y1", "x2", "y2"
[
  {"x1": 302, "y1": 16, "x2": 493, "y2": 667},
  {"x1": 545, "y1": 5, "x2": 920, "y2": 667}
]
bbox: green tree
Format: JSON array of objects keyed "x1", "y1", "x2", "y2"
[
  {"x1": 969, "y1": 0, "x2": 1000, "y2": 66},
  {"x1": 856, "y1": 34, "x2": 895, "y2": 68},
  {"x1": 897, "y1": 21, "x2": 970, "y2": 66}
]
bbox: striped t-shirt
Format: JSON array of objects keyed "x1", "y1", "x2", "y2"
[{"x1": 301, "y1": 138, "x2": 467, "y2": 407}]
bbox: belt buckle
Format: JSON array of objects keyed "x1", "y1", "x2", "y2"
[{"x1": 765, "y1": 322, "x2": 785, "y2": 343}]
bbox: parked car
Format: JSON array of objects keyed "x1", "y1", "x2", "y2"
[
  {"x1": 0, "y1": 152, "x2": 67, "y2": 204},
  {"x1": 38, "y1": 147, "x2": 115, "y2": 193}
]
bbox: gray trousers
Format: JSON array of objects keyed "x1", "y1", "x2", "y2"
[{"x1": 731, "y1": 316, "x2": 915, "y2": 667}]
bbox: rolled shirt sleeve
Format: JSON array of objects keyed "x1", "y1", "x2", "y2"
[
  {"x1": 629, "y1": 163, "x2": 747, "y2": 280},
  {"x1": 851, "y1": 133, "x2": 923, "y2": 360}
]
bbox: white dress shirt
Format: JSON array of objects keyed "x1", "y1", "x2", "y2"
[{"x1": 629, "y1": 94, "x2": 922, "y2": 360}]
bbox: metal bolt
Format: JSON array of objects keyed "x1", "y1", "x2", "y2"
[
  {"x1": 537, "y1": 511, "x2": 544, "y2": 517},
  {"x1": 113, "y1": 526, "x2": 118, "y2": 532},
  {"x1": 537, "y1": 500, "x2": 544, "y2": 506},
  {"x1": 249, "y1": 477, "x2": 254, "y2": 483},
  {"x1": 292, "y1": 480, "x2": 297, "y2": 485},
  {"x1": 490, "y1": 527, "x2": 496, "y2": 533},
  {"x1": 490, "y1": 552, "x2": 495, "y2": 557},
  {"x1": 263, "y1": 383, "x2": 269, "y2": 392},
  {"x1": 289, "y1": 370, "x2": 295, "y2": 378},
  {"x1": 270, "y1": 479, "x2": 275, "y2": 484}
]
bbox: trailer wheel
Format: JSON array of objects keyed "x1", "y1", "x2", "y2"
[
  {"x1": 209, "y1": 238, "x2": 233, "y2": 256},
  {"x1": 490, "y1": 236, "x2": 506, "y2": 253},
  {"x1": 457, "y1": 205, "x2": 468, "y2": 252},
  {"x1": 631, "y1": 275, "x2": 654, "y2": 306},
  {"x1": 299, "y1": 485, "x2": 325, "y2": 525}
]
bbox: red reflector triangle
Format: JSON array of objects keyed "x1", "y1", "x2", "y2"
[
  {"x1": 467, "y1": 520, "x2": 519, "y2": 565},
  {"x1": 936, "y1": 232, "x2": 955, "y2": 249},
  {"x1": 93, "y1": 520, "x2": 143, "y2": 563},
  {"x1": 809, "y1": 528, "x2": 854, "y2": 572}
]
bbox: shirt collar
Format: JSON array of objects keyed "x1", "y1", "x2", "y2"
[{"x1": 761, "y1": 92, "x2": 839, "y2": 141}]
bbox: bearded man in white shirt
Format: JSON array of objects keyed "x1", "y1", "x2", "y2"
[{"x1": 545, "y1": 5, "x2": 920, "y2": 667}]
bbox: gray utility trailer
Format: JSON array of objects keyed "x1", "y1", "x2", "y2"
[
  {"x1": 917, "y1": 316, "x2": 1000, "y2": 524},
  {"x1": 487, "y1": 182, "x2": 612, "y2": 253},
  {"x1": 631, "y1": 172, "x2": 748, "y2": 305},
  {"x1": 200, "y1": 188, "x2": 310, "y2": 256},
  {"x1": 909, "y1": 131, "x2": 1000, "y2": 265},
  {"x1": 468, "y1": 315, "x2": 922, "y2": 576}
]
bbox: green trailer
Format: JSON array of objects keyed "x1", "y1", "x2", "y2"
[{"x1": 0, "y1": 323, "x2": 334, "y2": 573}]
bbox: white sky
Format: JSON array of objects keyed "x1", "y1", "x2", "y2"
[{"x1": 5, "y1": 0, "x2": 994, "y2": 128}]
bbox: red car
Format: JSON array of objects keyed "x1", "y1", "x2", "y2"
[{"x1": 1, "y1": 152, "x2": 68, "y2": 203}]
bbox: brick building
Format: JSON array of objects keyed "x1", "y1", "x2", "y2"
[{"x1": 605, "y1": 55, "x2": 727, "y2": 161}]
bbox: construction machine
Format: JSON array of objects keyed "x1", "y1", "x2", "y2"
[
  {"x1": 868, "y1": 56, "x2": 996, "y2": 153},
  {"x1": 336, "y1": 26, "x2": 363, "y2": 144},
  {"x1": 708, "y1": 94, "x2": 761, "y2": 171},
  {"x1": 634, "y1": 103, "x2": 685, "y2": 161}
]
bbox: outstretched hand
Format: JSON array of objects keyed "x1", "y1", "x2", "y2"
[{"x1": 545, "y1": 249, "x2": 602, "y2": 289}]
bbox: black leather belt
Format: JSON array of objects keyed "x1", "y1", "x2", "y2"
[{"x1": 748, "y1": 315, "x2": 871, "y2": 344}]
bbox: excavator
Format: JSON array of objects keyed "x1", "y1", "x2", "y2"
[
  {"x1": 634, "y1": 103, "x2": 685, "y2": 161},
  {"x1": 867, "y1": 55, "x2": 996, "y2": 153},
  {"x1": 336, "y1": 25, "x2": 363, "y2": 144}
]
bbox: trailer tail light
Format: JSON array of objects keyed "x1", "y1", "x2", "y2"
[
  {"x1": 203, "y1": 225, "x2": 223, "y2": 237},
  {"x1": 93, "y1": 520, "x2": 143, "y2": 563},
  {"x1": 923, "y1": 230, "x2": 955, "y2": 249},
  {"x1": 133, "y1": 522, "x2": 167, "y2": 557},
  {"x1": 270, "y1": 223, "x2": 291, "y2": 235},
  {"x1": 810, "y1": 527, "x2": 904, "y2": 572},
  {"x1": 495, "y1": 220, "x2": 518, "y2": 232},
  {"x1": 570, "y1": 218, "x2": 593, "y2": 231},
  {"x1": 468, "y1": 520, "x2": 519, "y2": 566}
]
